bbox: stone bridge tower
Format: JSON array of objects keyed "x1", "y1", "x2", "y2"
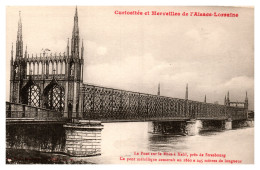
[
  {"x1": 9, "y1": 7, "x2": 84, "y2": 119},
  {"x1": 10, "y1": 11, "x2": 27, "y2": 105}
]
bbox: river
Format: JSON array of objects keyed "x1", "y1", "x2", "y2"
[
  {"x1": 6, "y1": 122, "x2": 254, "y2": 164},
  {"x1": 74, "y1": 122, "x2": 254, "y2": 164}
]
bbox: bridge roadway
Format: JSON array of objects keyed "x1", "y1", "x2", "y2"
[
  {"x1": 5, "y1": 97, "x2": 251, "y2": 157},
  {"x1": 6, "y1": 102, "x2": 67, "y2": 125},
  {"x1": 79, "y1": 84, "x2": 248, "y2": 122},
  {"x1": 6, "y1": 84, "x2": 248, "y2": 124}
]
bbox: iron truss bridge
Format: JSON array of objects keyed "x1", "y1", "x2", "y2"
[{"x1": 81, "y1": 84, "x2": 247, "y2": 122}]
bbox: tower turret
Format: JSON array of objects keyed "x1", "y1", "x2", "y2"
[
  {"x1": 67, "y1": 38, "x2": 70, "y2": 57},
  {"x1": 24, "y1": 45, "x2": 27, "y2": 58},
  {"x1": 11, "y1": 43, "x2": 14, "y2": 62},
  {"x1": 227, "y1": 91, "x2": 230, "y2": 106},
  {"x1": 245, "y1": 91, "x2": 248, "y2": 109},
  {"x1": 65, "y1": 6, "x2": 84, "y2": 119},
  {"x1": 157, "y1": 83, "x2": 160, "y2": 96},
  {"x1": 10, "y1": 11, "x2": 25, "y2": 103},
  {"x1": 81, "y1": 39, "x2": 84, "y2": 59},
  {"x1": 16, "y1": 11, "x2": 23, "y2": 59},
  {"x1": 71, "y1": 6, "x2": 80, "y2": 58},
  {"x1": 185, "y1": 83, "x2": 188, "y2": 100}
]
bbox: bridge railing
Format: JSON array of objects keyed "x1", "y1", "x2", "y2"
[
  {"x1": 81, "y1": 84, "x2": 248, "y2": 121},
  {"x1": 6, "y1": 102, "x2": 63, "y2": 120},
  {"x1": 226, "y1": 106, "x2": 247, "y2": 120},
  {"x1": 81, "y1": 84, "x2": 194, "y2": 120},
  {"x1": 195, "y1": 102, "x2": 226, "y2": 119}
]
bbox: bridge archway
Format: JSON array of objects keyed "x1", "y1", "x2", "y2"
[
  {"x1": 43, "y1": 81, "x2": 65, "y2": 112},
  {"x1": 21, "y1": 80, "x2": 41, "y2": 107}
]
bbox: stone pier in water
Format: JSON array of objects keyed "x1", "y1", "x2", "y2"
[
  {"x1": 148, "y1": 120, "x2": 201, "y2": 136},
  {"x1": 148, "y1": 119, "x2": 254, "y2": 136},
  {"x1": 63, "y1": 120, "x2": 103, "y2": 157},
  {"x1": 6, "y1": 120, "x2": 104, "y2": 157}
]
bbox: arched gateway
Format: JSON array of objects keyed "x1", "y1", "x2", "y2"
[
  {"x1": 9, "y1": 7, "x2": 84, "y2": 118},
  {"x1": 21, "y1": 79, "x2": 41, "y2": 107},
  {"x1": 43, "y1": 80, "x2": 65, "y2": 112}
]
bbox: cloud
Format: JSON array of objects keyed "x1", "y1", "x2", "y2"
[
  {"x1": 223, "y1": 76, "x2": 254, "y2": 90},
  {"x1": 6, "y1": 7, "x2": 254, "y2": 110}
]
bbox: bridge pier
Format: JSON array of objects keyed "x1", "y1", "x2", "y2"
[
  {"x1": 148, "y1": 120, "x2": 201, "y2": 136},
  {"x1": 232, "y1": 119, "x2": 254, "y2": 129},
  {"x1": 6, "y1": 120, "x2": 104, "y2": 158},
  {"x1": 185, "y1": 120, "x2": 199, "y2": 136},
  {"x1": 148, "y1": 121, "x2": 185, "y2": 135},
  {"x1": 200, "y1": 120, "x2": 232, "y2": 131},
  {"x1": 246, "y1": 119, "x2": 254, "y2": 127},
  {"x1": 199, "y1": 119, "x2": 254, "y2": 131},
  {"x1": 224, "y1": 119, "x2": 232, "y2": 130},
  {"x1": 147, "y1": 121, "x2": 154, "y2": 133},
  {"x1": 63, "y1": 120, "x2": 103, "y2": 157}
]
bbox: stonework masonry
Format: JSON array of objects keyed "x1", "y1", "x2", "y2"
[
  {"x1": 185, "y1": 120, "x2": 197, "y2": 136},
  {"x1": 224, "y1": 120, "x2": 232, "y2": 130},
  {"x1": 63, "y1": 120, "x2": 103, "y2": 157}
]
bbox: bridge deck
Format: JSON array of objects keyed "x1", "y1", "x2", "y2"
[
  {"x1": 6, "y1": 118, "x2": 68, "y2": 125},
  {"x1": 6, "y1": 95, "x2": 248, "y2": 123},
  {"x1": 81, "y1": 84, "x2": 248, "y2": 121},
  {"x1": 6, "y1": 102, "x2": 66, "y2": 124}
]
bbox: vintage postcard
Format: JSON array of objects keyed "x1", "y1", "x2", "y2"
[{"x1": 5, "y1": 6, "x2": 254, "y2": 164}]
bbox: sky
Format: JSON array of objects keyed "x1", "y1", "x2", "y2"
[{"x1": 6, "y1": 6, "x2": 254, "y2": 109}]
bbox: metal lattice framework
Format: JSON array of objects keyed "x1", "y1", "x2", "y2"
[
  {"x1": 28, "y1": 85, "x2": 40, "y2": 107},
  {"x1": 47, "y1": 85, "x2": 65, "y2": 112},
  {"x1": 81, "y1": 84, "x2": 248, "y2": 121}
]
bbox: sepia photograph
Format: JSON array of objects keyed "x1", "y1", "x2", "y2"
[{"x1": 5, "y1": 6, "x2": 254, "y2": 164}]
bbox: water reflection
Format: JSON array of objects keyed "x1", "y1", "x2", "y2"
[
  {"x1": 148, "y1": 134, "x2": 189, "y2": 152},
  {"x1": 100, "y1": 122, "x2": 254, "y2": 164},
  {"x1": 6, "y1": 122, "x2": 254, "y2": 164},
  {"x1": 198, "y1": 130, "x2": 223, "y2": 136}
]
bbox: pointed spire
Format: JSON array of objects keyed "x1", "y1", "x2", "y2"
[
  {"x1": 75, "y1": 6, "x2": 78, "y2": 17},
  {"x1": 11, "y1": 43, "x2": 14, "y2": 61},
  {"x1": 204, "y1": 95, "x2": 207, "y2": 103},
  {"x1": 185, "y1": 83, "x2": 188, "y2": 100},
  {"x1": 226, "y1": 91, "x2": 230, "y2": 106},
  {"x1": 71, "y1": 6, "x2": 80, "y2": 58},
  {"x1": 17, "y1": 11, "x2": 22, "y2": 40},
  {"x1": 67, "y1": 38, "x2": 70, "y2": 57},
  {"x1": 157, "y1": 83, "x2": 160, "y2": 96},
  {"x1": 81, "y1": 39, "x2": 84, "y2": 59},
  {"x1": 245, "y1": 91, "x2": 248, "y2": 108},
  {"x1": 224, "y1": 95, "x2": 226, "y2": 105},
  {"x1": 16, "y1": 11, "x2": 23, "y2": 58},
  {"x1": 245, "y1": 91, "x2": 249, "y2": 109},
  {"x1": 25, "y1": 45, "x2": 27, "y2": 58},
  {"x1": 74, "y1": 6, "x2": 78, "y2": 28}
]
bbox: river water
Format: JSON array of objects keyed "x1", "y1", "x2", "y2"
[
  {"x1": 6, "y1": 122, "x2": 254, "y2": 164},
  {"x1": 74, "y1": 122, "x2": 254, "y2": 164}
]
